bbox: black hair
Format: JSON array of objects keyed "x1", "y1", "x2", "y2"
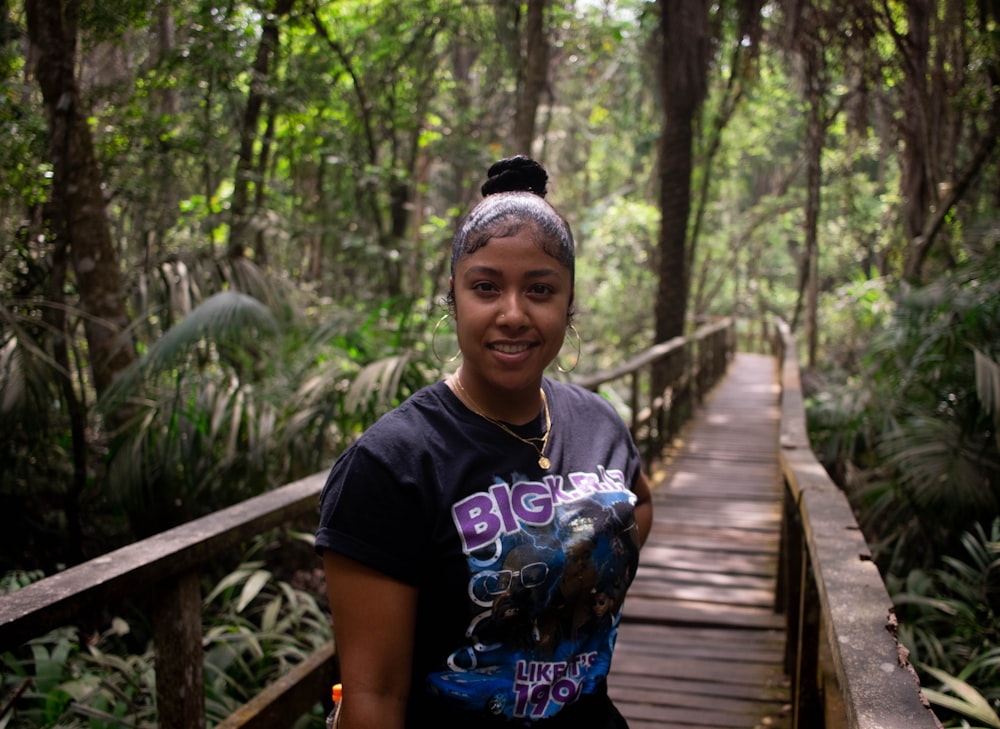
[{"x1": 448, "y1": 156, "x2": 576, "y2": 312}]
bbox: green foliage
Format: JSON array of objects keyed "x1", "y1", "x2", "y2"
[
  {"x1": 0, "y1": 532, "x2": 331, "y2": 728},
  {"x1": 921, "y1": 666, "x2": 1000, "y2": 729},
  {"x1": 1, "y1": 622, "x2": 157, "y2": 729},
  {"x1": 575, "y1": 199, "x2": 659, "y2": 372},
  {"x1": 808, "y1": 245, "x2": 1000, "y2": 576},
  {"x1": 201, "y1": 533, "x2": 332, "y2": 725},
  {"x1": 893, "y1": 520, "x2": 1000, "y2": 727},
  {"x1": 101, "y1": 282, "x2": 439, "y2": 536},
  {"x1": 809, "y1": 243, "x2": 1000, "y2": 727}
]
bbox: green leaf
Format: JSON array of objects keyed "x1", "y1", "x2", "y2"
[
  {"x1": 261, "y1": 596, "x2": 282, "y2": 632},
  {"x1": 236, "y1": 569, "x2": 272, "y2": 613},
  {"x1": 921, "y1": 666, "x2": 1000, "y2": 728}
]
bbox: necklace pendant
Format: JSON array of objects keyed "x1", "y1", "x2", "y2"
[{"x1": 538, "y1": 455, "x2": 551, "y2": 469}]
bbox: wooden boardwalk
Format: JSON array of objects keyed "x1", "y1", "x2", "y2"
[{"x1": 608, "y1": 352, "x2": 791, "y2": 729}]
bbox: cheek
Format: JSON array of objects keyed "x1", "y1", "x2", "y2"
[{"x1": 452, "y1": 299, "x2": 486, "y2": 337}]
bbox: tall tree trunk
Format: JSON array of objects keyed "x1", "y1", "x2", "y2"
[
  {"x1": 149, "y1": 0, "x2": 180, "y2": 272},
  {"x1": 654, "y1": 0, "x2": 710, "y2": 344},
  {"x1": 254, "y1": 110, "x2": 277, "y2": 267},
  {"x1": 896, "y1": 0, "x2": 935, "y2": 277},
  {"x1": 42, "y1": 202, "x2": 88, "y2": 564},
  {"x1": 26, "y1": 0, "x2": 136, "y2": 404},
  {"x1": 228, "y1": 0, "x2": 294, "y2": 261},
  {"x1": 513, "y1": 0, "x2": 549, "y2": 155},
  {"x1": 802, "y1": 70, "x2": 823, "y2": 370}
]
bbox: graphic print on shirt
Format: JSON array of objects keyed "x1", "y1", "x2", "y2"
[{"x1": 427, "y1": 466, "x2": 641, "y2": 721}]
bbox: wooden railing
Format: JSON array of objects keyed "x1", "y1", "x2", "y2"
[
  {"x1": 0, "y1": 473, "x2": 335, "y2": 729},
  {"x1": 772, "y1": 320, "x2": 941, "y2": 729},
  {"x1": 576, "y1": 318, "x2": 735, "y2": 461}
]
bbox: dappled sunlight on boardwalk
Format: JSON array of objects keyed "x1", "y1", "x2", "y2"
[{"x1": 609, "y1": 353, "x2": 791, "y2": 729}]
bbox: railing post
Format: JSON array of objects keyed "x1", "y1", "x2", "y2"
[
  {"x1": 778, "y1": 483, "x2": 798, "y2": 673},
  {"x1": 792, "y1": 547, "x2": 822, "y2": 729},
  {"x1": 629, "y1": 370, "x2": 639, "y2": 441},
  {"x1": 152, "y1": 570, "x2": 206, "y2": 729}
]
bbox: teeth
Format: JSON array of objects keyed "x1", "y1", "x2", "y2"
[{"x1": 493, "y1": 343, "x2": 530, "y2": 354}]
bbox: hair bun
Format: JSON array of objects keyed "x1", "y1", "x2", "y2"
[{"x1": 481, "y1": 155, "x2": 548, "y2": 198}]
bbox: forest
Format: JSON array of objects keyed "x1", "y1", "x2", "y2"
[{"x1": 1, "y1": 0, "x2": 998, "y2": 726}]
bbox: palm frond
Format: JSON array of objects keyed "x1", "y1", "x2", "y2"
[
  {"x1": 879, "y1": 417, "x2": 1000, "y2": 517},
  {"x1": 0, "y1": 310, "x2": 67, "y2": 420},
  {"x1": 104, "y1": 291, "x2": 278, "y2": 402},
  {"x1": 973, "y1": 346, "x2": 1000, "y2": 450},
  {"x1": 344, "y1": 352, "x2": 412, "y2": 417}
]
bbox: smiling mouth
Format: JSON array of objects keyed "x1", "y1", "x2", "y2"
[{"x1": 491, "y1": 343, "x2": 533, "y2": 354}]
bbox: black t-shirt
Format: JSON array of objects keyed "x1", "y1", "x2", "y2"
[{"x1": 316, "y1": 378, "x2": 642, "y2": 726}]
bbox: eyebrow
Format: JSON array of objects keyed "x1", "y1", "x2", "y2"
[{"x1": 463, "y1": 264, "x2": 561, "y2": 279}]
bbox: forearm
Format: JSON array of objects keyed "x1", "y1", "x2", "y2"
[{"x1": 323, "y1": 552, "x2": 417, "y2": 729}]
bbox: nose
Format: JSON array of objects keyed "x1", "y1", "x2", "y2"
[{"x1": 497, "y1": 292, "x2": 528, "y2": 327}]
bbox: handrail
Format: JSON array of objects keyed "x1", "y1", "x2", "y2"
[
  {"x1": 772, "y1": 320, "x2": 941, "y2": 729},
  {"x1": 0, "y1": 473, "x2": 335, "y2": 729},
  {"x1": 575, "y1": 318, "x2": 734, "y2": 463}
]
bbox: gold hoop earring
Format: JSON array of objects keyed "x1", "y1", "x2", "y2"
[
  {"x1": 557, "y1": 324, "x2": 581, "y2": 373},
  {"x1": 432, "y1": 314, "x2": 461, "y2": 363}
]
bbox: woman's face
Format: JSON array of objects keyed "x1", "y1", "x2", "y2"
[{"x1": 452, "y1": 230, "x2": 573, "y2": 417}]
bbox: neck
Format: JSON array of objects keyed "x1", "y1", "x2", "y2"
[{"x1": 450, "y1": 369, "x2": 543, "y2": 425}]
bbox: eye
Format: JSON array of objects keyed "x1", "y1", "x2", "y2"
[
  {"x1": 472, "y1": 281, "x2": 499, "y2": 295},
  {"x1": 527, "y1": 283, "x2": 555, "y2": 296}
]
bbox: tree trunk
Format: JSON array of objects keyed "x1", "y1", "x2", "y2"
[
  {"x1": 228, "y1": 0, "x2": 294, "y2": 261},
  {"x1": 148, "y1": 0, "x2": 181, "y2": 272},
  {"x1": 254, "y1": 111, "x2": 278, "y2": 267},
  {"x1": 26, "y1": 0, "x2": 136, "y2": 403},
  {"x1": 513, "y1": 0, "x2": 549, "y2": 155},
  {"x1": 42, "y1": 202, "x2": 88, "y2": 564},
  {"x1": 895, "y1": 0, "x2": 934, "y2": 279},
  {"x1": 654, "y1": 0, "x2": 710, "y2": 344},
  {"x1": 802, "y1": 59, "x2": 825, "y2": 370}
]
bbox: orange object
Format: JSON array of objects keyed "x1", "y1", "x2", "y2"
[{"x1": 331, "y1": 683, "x2": 343, "y2": 702}]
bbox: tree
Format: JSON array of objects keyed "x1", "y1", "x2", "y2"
[
  {"x1": 25, "y1": 0, "x2": 137, "y2": 403},
  {"x1": 511, "y1": 0, "x2": 551, "y2": 155},
  {"x1": 780, "y1": 0, "x2": 854, "y2": 367},
  {"x1": 309, "y1": 2, "x2": 453, "y2": 297},
  {"x1": 874, "y1": 0, "x2": 1000, "y2": 282},
  {"x1": 227, "y1": 0, "x2": 296, "y2": 263},
  {"x1": 654, "y1": 0, "x2": 711, "y2": 343}
]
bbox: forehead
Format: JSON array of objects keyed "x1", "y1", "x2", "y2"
[{"x1": 456, "y1": 232, "x2": 569, "y2": 273}]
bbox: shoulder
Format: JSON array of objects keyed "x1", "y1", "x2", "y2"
[
  {"x1": 365, "y1": 380, "x2": 450, "y2": 431},
  {"x1": 545, "y1": 378, "x2": 624, "y2": 420},
  {"x1": 340, "y1": 381, "x2": 453, "y2": 462}
]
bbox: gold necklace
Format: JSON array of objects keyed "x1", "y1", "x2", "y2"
[{"x1": 451, "y1": 375, "x2": 552, "y2": 469}]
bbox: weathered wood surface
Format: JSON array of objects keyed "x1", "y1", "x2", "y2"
[{"x1": 609, "y1": 352, "x2": 791, "y2": 729}]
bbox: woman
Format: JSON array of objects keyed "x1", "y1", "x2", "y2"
[{"x1": 316, "y1": 156, "x2": 653, "y2": 728}]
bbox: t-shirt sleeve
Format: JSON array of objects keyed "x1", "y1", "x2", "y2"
[
  {"x1": 575, "y1": 384, "x2": 643, "y2": 490},
  {"x1": 315, "y1": 441, "x2": 427, "y2": 585}
]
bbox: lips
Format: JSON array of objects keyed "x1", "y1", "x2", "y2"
[{"x1": 490, "y1": 342, "x2": 534, "y2": 354}]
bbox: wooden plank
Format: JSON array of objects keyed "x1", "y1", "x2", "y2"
[{"x1": 609, "y1": 352, "x2": 792, "y2": 729}]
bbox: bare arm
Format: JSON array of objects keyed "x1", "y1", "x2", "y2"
[
  {"x1": 632, "y1": 470, "x2": 654, "y2": 547},
  {"x1": 323, "y1": 551, "x2": 419, "y2": 729}
]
